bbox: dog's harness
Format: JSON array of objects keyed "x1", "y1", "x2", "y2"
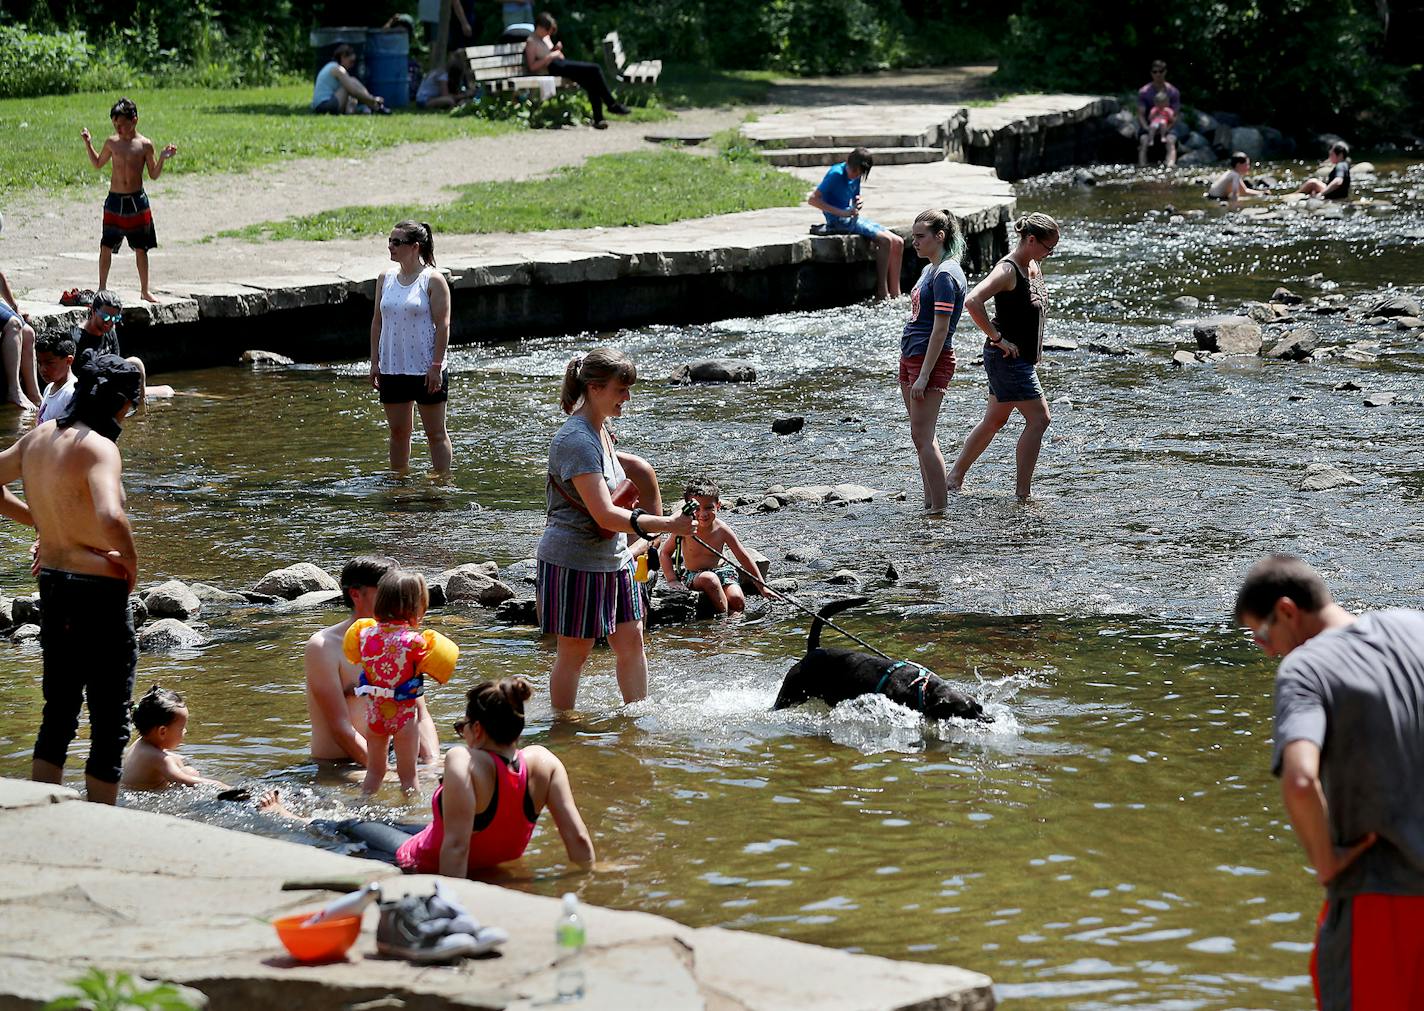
[{"x1": 873, "y1": 660, "x2": 934, "y2": 710}]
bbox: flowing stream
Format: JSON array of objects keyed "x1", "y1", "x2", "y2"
[{"x1": 2, "y1": 158, "x2": 1422, "y2": 1008}]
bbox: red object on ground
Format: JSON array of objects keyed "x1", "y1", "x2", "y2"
[{"x1": 272, "y1": 912, "x2": 362, "y2": 963}]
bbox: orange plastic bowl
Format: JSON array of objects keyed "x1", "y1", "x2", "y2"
[{"x1": 272, "y1": 912, "x2": 362, "y2": 963}]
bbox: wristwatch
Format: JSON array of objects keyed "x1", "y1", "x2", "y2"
[{"x1": 629, "y1": 508, "x2": 650, "y2": 540}]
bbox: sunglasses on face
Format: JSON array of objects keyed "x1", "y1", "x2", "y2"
[
  {"x1": 98, "y1": 310, "x2": 121, "y2": 323},
  {"x1": 453, "y1": 718, "x2": 468, "y2": 734},
  {"x1": 388, "y1": 237, "x2": 412, "y2": 246}
]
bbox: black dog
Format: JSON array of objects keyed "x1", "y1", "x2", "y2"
[{"x1": 774, "y1": 597, "x2": 988, "y2": 722}]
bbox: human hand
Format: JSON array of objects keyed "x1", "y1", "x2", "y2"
[
  {"x1": 667, "y1": 512, "x2": 696, "y2": 536},
  {"x1": 910, "y1": 376, "x2": 928, "y2": 401},
  {"x1": 1316, "y1": 832, "x2": 1378, "y2": 886},
  {"x1": 29, "y1": 539, "x2": 39, "y2": 579},
  {"x1": 81, "y1": 127, "x2": 91, "y2": 143},
  {"x1": 667, "y1": 579, "x2": 687, "y2": 592},
  {"x1": 160, "y1": 143, "x2": 177, "y2": 159},
  {"x1": 90, "y1": 547, "x2": 136, "y2": 590},
  {"x1": 425, "y1": 361, "x2": 444, "y2": 394},
  {"x1": 369, "y1": 363, "x2": 380, "y2": 390},
  {"x1": 854, "y1": 194, "x2": 864, "y2": 211},
  {"x1": 998, "y1": 338, "x2": 1021, "y2": 359}
]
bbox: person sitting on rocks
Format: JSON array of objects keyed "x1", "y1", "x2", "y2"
[
  {"x1": 658, "y1": 477, "x2": 774, "y2": 616},
  {"x1": 70, "y1": 290, "x2": 174, "y2": 407},
  {"x1": 311, "y1": 44, "x2": 388, "y2": 115},
  {"x1": 0, "y1": 256, "x2": 40, "y2": 410},
  {"x1": 1147, "y1": 91, "x2": 1176, "y2": 146},
  {"x1": 34, "y1": 331, "x2": 77, "y2": 426},
  {"x1": 1208, "y1": 152, "x2": 1265, "y2": 205},
  {"x1": 121, "y1": 684, "x2": 231, "y2": 791},
  {"x1": 1297, "y1": 141, "x2": 1351, "y2": 200},
  {"x1": 808, "y1": 147, "x2": 905, "y2": 301},
  {"x1": 1136, "y1": 59, "x2": 1179, "y2": 168}
]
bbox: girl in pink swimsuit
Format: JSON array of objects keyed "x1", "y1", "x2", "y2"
[{"x1": 396, "y1": 677, "x2": 597, "y2": 874}]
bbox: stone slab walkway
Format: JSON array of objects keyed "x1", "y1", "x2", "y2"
[{"x1": 0, "y1": 778, "x2": 996, "y2": 1011}]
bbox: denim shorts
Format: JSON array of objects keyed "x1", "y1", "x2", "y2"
[
  {"x1": 983, "y1": 344, "x2": 1044, "y2": 402},
  {"x1": 824, "y1": 216, "x2": 886, "y2": 240},
  {"x1": 0, "y1": 302, "x2": 16, "y2": 327}
]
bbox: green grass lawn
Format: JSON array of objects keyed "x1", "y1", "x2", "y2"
[
  {"x1": 655, "y1": 66, "x2": 778, "y2": 109},
  {"x1": 0, "y1": 83, "x2": 515, "y2": 195},
  {"x1": 224, "y1": 149, "x2": 807, "y2": 241}
]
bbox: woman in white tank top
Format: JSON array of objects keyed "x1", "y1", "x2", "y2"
[{"x1": 370, "y1": 220, "x2": 453, "y2": 473}]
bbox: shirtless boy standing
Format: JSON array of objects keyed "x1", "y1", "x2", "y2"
[
  {"x1": 304, "y1": 555, "x2": 440, "y2": 773},
  {"x1": 81, "y1": 97, "x2": 177, "y2": 303},
  {"x1": 0, "y1": 352, "x2": 142, "y2": 805}
]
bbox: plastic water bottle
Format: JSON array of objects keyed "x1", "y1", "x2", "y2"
[
  {"x1": 555, "y1": 892, "x2": 586, "y2": 1000},
  {"x1": 302, "y1": 882, "x2": 382, "y2": 925}
]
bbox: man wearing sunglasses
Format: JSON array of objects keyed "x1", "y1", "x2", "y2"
[
  {"x1": 68, "y1": 290, "x2": 172, "y2": 407},
  {"x1": 1235, "y1": 554, "x2": 1424, "y2": 1009}
]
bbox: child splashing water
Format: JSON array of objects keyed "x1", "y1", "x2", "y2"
[
  {"x1": 121, "y1": 685, "x2": 230, "y2": 791},
  {"x1": 346, "y1": 568, "x2": 458, "y2": 795}
]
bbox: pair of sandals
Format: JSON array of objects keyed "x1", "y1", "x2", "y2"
[{"x1": 59, "y1": 288, "x2": 96, "y2": 307}]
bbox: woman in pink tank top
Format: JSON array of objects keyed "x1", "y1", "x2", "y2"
[{"x1": 396, "y1": 677, "x2": 595, "y2": 875}]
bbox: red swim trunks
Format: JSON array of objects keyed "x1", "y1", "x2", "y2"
[
  {"x1": 1311, "y1": 893, "x2": 1424, "y2": 1010},
  {"x1": 101, "y1": 189, "x2": 157, "y2": 252},
  {"x1": 898, "y1": 351, "x2": 955, "y2": 392}
]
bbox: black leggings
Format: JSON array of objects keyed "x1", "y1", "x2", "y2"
[
  {"x1": 313, "y1": 819, "x2": 422, "y2": 864},
  {"x1": 34, "y1": 568, "x2": 138, "y2": 783},
  {"x1": 549, "y1": 59, "x2": 616, "y2": 121}
]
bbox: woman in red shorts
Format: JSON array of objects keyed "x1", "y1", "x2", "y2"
[{"x1": 899, "y1": 208, "x2": 967, "y2": 513}]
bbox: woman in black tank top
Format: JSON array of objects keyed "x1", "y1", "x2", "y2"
[{"x1": 947, "y1": 212, "x2": 1059, "y2": 502}]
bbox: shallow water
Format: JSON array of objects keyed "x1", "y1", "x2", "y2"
[{"x1": 2, "y1": 157, "x2": 1423, "y2": 1009}]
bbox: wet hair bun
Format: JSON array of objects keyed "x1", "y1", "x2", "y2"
[{"x1": 500, "y1": 677, "x2": 534, "y2": 710}]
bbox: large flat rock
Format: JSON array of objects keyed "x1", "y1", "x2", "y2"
[{"x1": 0, "y1": 777, "x2": 994, "y2": 1011}]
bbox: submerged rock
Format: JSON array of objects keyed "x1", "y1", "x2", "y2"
[
  {"x1": 827, "y1": 569, "x2": 861, "y2": 586},
  {"x1": 1299, "y1": 464, "x2": 1363, "y2": 492},
  {"x1": 11, "y1": 623, "x2": 41, "y2": 642},
  {"x1": 494, "y1": 597, "x2": 539, "y2": 625},
  {"x1": 1193, "y1": 317, "x2": 1262, "y2": 355},
  {"x1": 1171, "y1": 349, "x2": 1200, "y2": 367},
  {"x1": 1173, "y1": 295, "x2": 1201, "y2": 310},
  {"x1": 771, "y1": 416, "x2": 805, "y2": 436},
  {"x1": 252, "y1": 562, "x2": 339, "y2": 600},
  {"x1": 1369, "y1": 295, "x2": 1423, "y2": 318},
  {"x1": 1042, "y1": 335, "x2": 1080, "y2": 351},
  {"x1": 1262, "y1": 328, "x2": 1320, "y2": 361},
  {"x1": 190, "y1": 582, "x2": 251, "y2": 605},
  {"x1": 446, "y1": 569, "x2": 516, "y2": 607},
  {"x1": 139, "y1": 618, "x2": 209, "y2": 651},
  {"x1": 1271, "y1": 287, "x2": 1304, "y2": 305},
  {"x1": 272, "y1": 589, "x2": 344, "y2": 612},
  {"x1": 11, "y1": 595, "x2": 41, "y2": 626},
  {"x1": 239, "y1": 349, "x2": 295, "y2": 368},
  {"x1": 669, "y1": 359, "x2": 757, "y2": 384},
  {"x1": 1364, "y1": 391, "x2": 1397, "y2": 407}
]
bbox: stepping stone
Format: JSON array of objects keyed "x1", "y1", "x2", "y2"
[{"x1": 761, "y1": 146, "x2": 943, "y2": 168}]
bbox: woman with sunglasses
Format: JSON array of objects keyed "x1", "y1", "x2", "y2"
[
  {"x1": 370, "y1": 220, "x2": 453, "y2": 474},
  {"x1": 947, "y1": 212, "x2": 1060, "y2": 502},
  {"x1": 258, "y1": 678, "x2": 598, "y2": 874}
]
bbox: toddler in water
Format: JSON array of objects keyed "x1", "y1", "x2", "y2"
[
  {"x1": 659, "y1": 477, "x2": 775, "y2": 615},
  {"x1": 121, "y1": 685, "x2": 230, "y2": 791},
  {"x1": 346, "y1": 568, "x2": 458, "y2": 794}
]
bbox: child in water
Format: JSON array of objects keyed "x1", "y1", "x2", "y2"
[
  {"x1": 346, "y1": 568, "x2": 457, "y2": 794},
  {"x1": 121, "y1": 685, "x2": 230, "y2": 791},
  {"x1": 659, "y1": 477, "x2": 775, "y2": 615}
]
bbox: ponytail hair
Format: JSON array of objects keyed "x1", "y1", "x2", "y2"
[
  {"x1": 1013, "y1": 212, "x2": 1059, "y2": 246},
  {"x1": 463, "y1": 677, "x2": 534, "y2": 744},
  {"x1": 392, "y1": 219, "x2": 436, "y2": 267},
  {"x1": 558, "y1": 345, "x2": 637, "y2": 414},
  {"x1": 912, "y1": 207, "x2": 966, "y2": 264}
]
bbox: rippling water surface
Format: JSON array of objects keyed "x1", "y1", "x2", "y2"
[{"x1": 3, "y1": 159, "x2": 1423, "y2": 1009}]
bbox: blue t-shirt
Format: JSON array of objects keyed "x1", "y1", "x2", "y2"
[
  {"x1": 312, "y1": 61, "x2": 344, "y2": 108},
  {"x1": 815, "y1": 162, "x2": 860, "y2": 225},
  {"x1": 901, "y1": 259, "x2": 966, "y2": 358}
]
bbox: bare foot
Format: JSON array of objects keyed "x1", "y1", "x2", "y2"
[
  {"x1": 140, "y1": 292, "x2": 160, "y2": 304},
  {"x1": 7, "y1": 395, "x2": 38, "y2": 411},
  {"x1": 256, "y1": 788, "x2": 306, "y2": 822},
  {"x1": 946, "y1": 475, "x2": 964, "y2": 493}
]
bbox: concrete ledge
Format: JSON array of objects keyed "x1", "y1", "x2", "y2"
[{"x1": 0, "y1": 778, "x2": 994, "y2": 1011}]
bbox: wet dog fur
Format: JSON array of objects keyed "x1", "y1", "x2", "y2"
[{"x1": 773, "y1": 597, "x2": 987, "y2": 722}]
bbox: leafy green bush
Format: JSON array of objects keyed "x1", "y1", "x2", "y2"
[
  {"x1": 43, "y1": 968, "x2": 199, "y2": 1011},
  {"x1": 0, "y1": 24, "x2": 96, "y2": 98}
]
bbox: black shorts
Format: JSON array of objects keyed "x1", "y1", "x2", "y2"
[
  {"x1": 378, "y1": 371, "x2": 448, "y2": 405},
  {"x1": 34, "y1": 568, "x2": 138, "y2": 784}
]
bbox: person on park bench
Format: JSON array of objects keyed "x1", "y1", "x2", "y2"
[{"x1": 523, "y1": 11, "x2": 630, "y2": 129}]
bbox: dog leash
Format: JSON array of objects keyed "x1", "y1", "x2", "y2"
[{"x1": 682, "y1": 531, "x2": 896, "y2": 662}]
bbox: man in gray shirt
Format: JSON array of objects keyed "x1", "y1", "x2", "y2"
[{"x1": 1235, "y1": 554, "x2": 1424, "y2": 1010}]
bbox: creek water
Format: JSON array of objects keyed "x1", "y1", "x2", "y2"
[{"x1": 3, "y1": 159, "x2": 1423, "y2": 1009}]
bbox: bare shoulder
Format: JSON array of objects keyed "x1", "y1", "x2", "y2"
[
  {"x1": 304, "y1": 619, "x2": 346, "y2": 661},
  {"x1": 521, "y1": 744, "x2": 561, "y2": 773}
]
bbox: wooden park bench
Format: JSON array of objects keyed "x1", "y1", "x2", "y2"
[
  {"x1": 600, "y1": 31, "x2": 662, "y2": 87},
  {"x1": 458, "y1": 42, "x2": 576, "y2": 98}
]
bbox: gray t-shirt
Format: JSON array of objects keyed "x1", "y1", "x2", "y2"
[
  {"x1": 536, "y1": 415, "x2": 630, "y2": 573},
  {"x1": 1272, "y1": 608, "x2": 1424, "y2": 899}
]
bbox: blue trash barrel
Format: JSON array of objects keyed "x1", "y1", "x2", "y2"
[
  {"x1": 310, "y1": 26, "x2": 367, "y2": 76},
  {"x1": 365, "y1": 29, "x2": 411, "y2": 109}
]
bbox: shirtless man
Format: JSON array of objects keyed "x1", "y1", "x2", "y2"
[
  {"x1": 81, "y1": 97, "x2": 177, "y2": 303},
  {"x1": 0, "y1": 352, "x2": 142, "y2": 805},
  {"x1": 305, "y1": 555, "x2": 439, "y2": 771}
]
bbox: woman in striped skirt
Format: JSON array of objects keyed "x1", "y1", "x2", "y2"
[{"x1": 537, "y1": 348, "x2": 695, "y2": 711}]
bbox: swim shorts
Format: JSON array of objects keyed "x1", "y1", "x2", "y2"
[
  {"x1": 1312, "y1": 893, "x2": 1424, "y2": 1011},
  {"x1": 983, "y1": 344, "x2": 1044, "y2": 402},
  {"x1": 101, "y1": 190, "x2": 157, "y2": 252},
  {"x1": 33, "y1": 567, "x2": 138, "y2": 784},
  {"x1": 378, "y1": 370, "x2": 449, "y2": 405},
  {"x1": 823, "y1": 215, "x2": 887, "y2": 241},
  {"x1": 0, "y1": 302, "x2": 17, "y2": 327},
  {"x1": 683, "y1": 565, "x2": 739, "y2": 588},
  {"x1": 899, "y1": 351, "x2": 955, "y2": 392},
  {"x1": 536, "y1": 558, "x2": 644, "y2": 639}
]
